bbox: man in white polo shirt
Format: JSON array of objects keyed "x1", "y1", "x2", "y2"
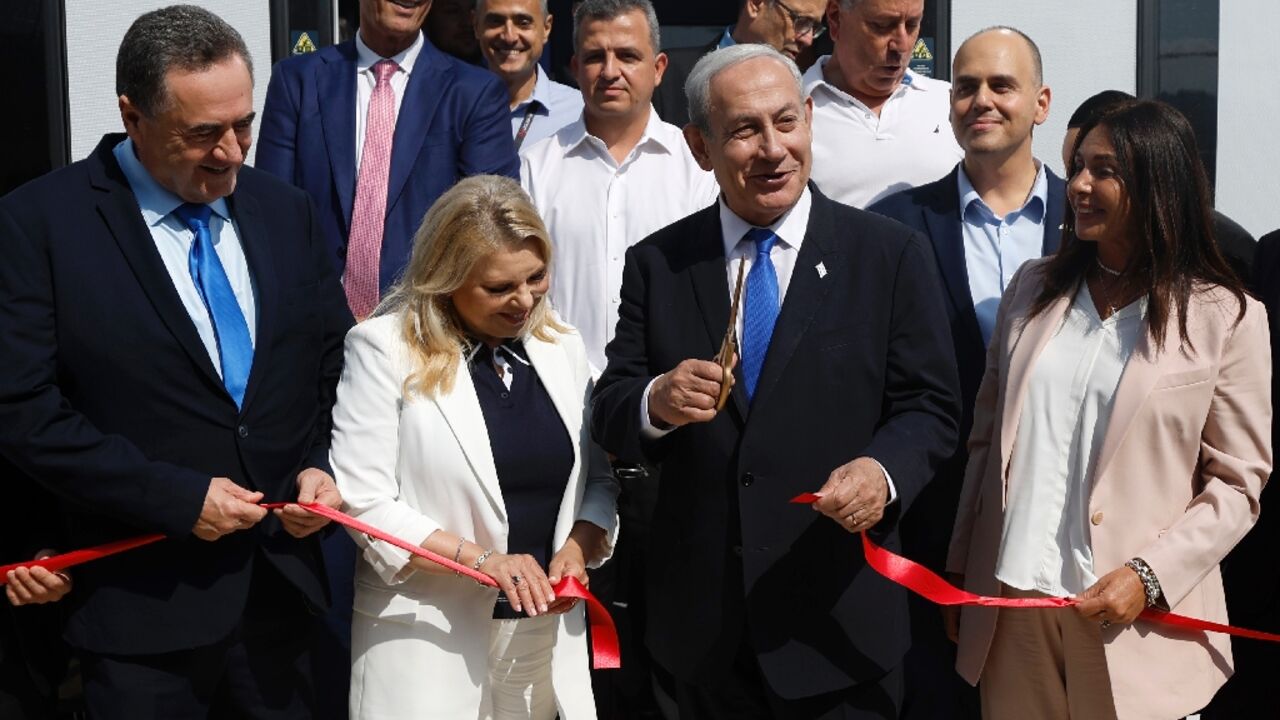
[{"x1": 804, "y1": 0, "x2": 961, "y2": 208}]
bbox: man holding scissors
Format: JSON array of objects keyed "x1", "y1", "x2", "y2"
[{"x1": 592, "y1": 43, "x2": 959, "y2": 719}]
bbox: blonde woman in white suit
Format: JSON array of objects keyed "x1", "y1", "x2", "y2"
[{"x1": 329, "y1": 175, "x2": 619, "y2": 720}]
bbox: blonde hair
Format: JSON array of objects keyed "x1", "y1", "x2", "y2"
[{"x1": 375, "y1": 175, "x2": 566, "y2": 397}]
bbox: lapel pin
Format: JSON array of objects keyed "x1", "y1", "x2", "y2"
[{"x1": 816, "y1": 261, "x2": 828, "y2": 279}]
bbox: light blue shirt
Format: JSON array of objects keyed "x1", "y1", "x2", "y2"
[
  {"x1": 512, "y1": 66, "x2": 584, "y2": 151},
  {"x1": 718, "y1": 26, "x2": 736, "y2": 49},
  {"x1": 112, "y1": 138, "x2": 258, "y2": 375},
  {"x1": 957, "y1": 161, "x2": 1048, "y2": 345}
]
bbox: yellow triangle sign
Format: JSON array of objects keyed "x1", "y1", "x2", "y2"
[
  {"x1": 292, "y1": 31, "x2": 317, "y2": 55},
  {"x1": 912, "y1": 39, "x2": 933, "y2": 60}
]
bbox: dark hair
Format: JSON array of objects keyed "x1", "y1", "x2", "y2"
[
  {"x1": 116, "y1": 5, "x2": 253, "y2": 117},
  {"x1": 573, "y1": 0, "x2": 661, "y2": 53},
  {"x1": 1032, "y1": 100, "x2": 1245, "y2": 352},
  {"x1": 1066, "y1": 89, "x2": 1134, "y2": 130}
]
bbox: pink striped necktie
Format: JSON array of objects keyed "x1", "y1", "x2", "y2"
[{"x1": 344, "y1": 58, "x2": 398, "y2": 320}]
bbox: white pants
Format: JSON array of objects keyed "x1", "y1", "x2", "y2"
[{"x1": 488, "y1": 615, "x2": 558, "y2": 720}]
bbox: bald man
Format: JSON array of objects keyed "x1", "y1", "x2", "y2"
[{"x1": 869, "y1": 27, "x2": 1066, "y2": 720}]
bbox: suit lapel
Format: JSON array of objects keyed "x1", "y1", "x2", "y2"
[
  {"x1": 386, "y1": 42, "x2": 449, "y2": 219},
  {"x1": 1043, "y1": 169, "x2": 1067, "y2": 256},
  {"x1": 524, "y1": 337, "x2": 582, "y2": 463},
  {"x1": 924, "y1": 169, "x2": 984, "y2": 348},
  {"x1": 89, "y1": 139, "x2": 224, "y2": 393},
  {"x1": 750, "y1": 192, "x2": 837, "y2": 409},
  {"x1": 432, "y1": 356, "x2": 506, "y2": 520},
  {"x1": 998, "y1": 293, "x2": 1070, "y2": 488},
  {"x1": 228, "y1": 190, "x2": 276, "y2": 412},
  {"x1": 318, "y1": 44, "x2": 358, "y2": 233},
  {"x1": 686, "y1": 207, "x2": 749, "y2": 422}
]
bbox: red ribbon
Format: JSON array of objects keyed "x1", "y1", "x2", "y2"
[
  {"x1": 790, "y1": 493, "x2": 1280, "y2": 641},
  {"x1": 2, "y1": 503, "x2": 620, "y2": 669}
]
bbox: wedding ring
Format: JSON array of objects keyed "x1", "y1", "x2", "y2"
[
  {"x1": 512, "y1": 574, "x2": 522, "y2": 586},
  {"x1": 1100, "y1": 619, "x2": 1111, "y2": 629}
]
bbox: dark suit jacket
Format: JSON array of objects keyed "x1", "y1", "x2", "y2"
[
  {"x1": 867, "y1": 164, "x2": 1064, "y2": 569},
  {"x1": 1213, "y1": 210, "x2": 1256, "y2": 281},
  {"x1": 0, "y1": 134, "x2": 353, "y2": 656},
  {"x1": 591, "y1": 187, "x2": 960, "y2": 699},
  {"x1": 256, "y1": 36, "x2": 519, "y2": 294},
  {"x1": 652, "y1": 38, "x2": 718, "y2": 127}
]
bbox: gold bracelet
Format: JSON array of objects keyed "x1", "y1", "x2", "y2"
[{"x1": 453, "y1": 537, "x2": 466, "y2": 576}]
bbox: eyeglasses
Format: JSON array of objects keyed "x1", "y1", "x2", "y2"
[{"x1": 773, "y1": 0, "x2": 827, "y2": 40}]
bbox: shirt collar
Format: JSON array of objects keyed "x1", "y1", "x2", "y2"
[
  {"x1": 719, "y1": 186, "x2": 812, "y2": 257},
  {"x1": 514, "y1": 65, "x2": 552, "y2": 116},
  {"x1": 956, "y1": 159, "x2": 1048, "y2": 222},
  {"x1": 466, "y1": 338, "x2": 531, "y2": 366},
  {"x1": 803, "y1": 58, "x2": 926, "y2": 106},
  {"x1": 355, "y1": 29, "x2": 424, "y2": 75},
  {"x1": 112, "y1": 137, "x2": 231, "y2": 227},
  {"x1": 718, "y1": 25, "x2": 737, "y2": 49},
  {"x1": 564, "y1": 106, "x2": 674, "y2": 157}
]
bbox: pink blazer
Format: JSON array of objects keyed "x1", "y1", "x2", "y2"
[{"x1": 947, "y1": 259, "x2": 1272, "y2": 720}]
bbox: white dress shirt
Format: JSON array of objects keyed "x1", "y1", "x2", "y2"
[
  {"x1": 804, "y1": 61, "x2": 963, "y2": 208},
  {"x1": 996, "y1": 284, "x2": 1147, "y2": 596},
  {"x1": 520, "y1": 109, "x2": 719, "y2": 373},
  {"x1": 112, "y1": 138, "x2": 257, "y2": 376},
  {"x1": 354, "y1": 30, "x2": 424, "y2": 167}
]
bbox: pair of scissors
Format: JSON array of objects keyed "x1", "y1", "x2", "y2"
[{"x1": 712, "y1": 257, "x2": 746, "y2": 411}]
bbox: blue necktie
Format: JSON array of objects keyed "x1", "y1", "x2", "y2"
[
  {"x1": 174, "y1": 203, "x2": 253, "y2": 408},
  {"x1": 742, "y1": 228, "x2": 779, "y2": 402}
]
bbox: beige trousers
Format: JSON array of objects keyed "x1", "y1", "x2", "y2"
[
  {"x1": 980, "y1": 587, "x2": 1119, "y2": 720},
  {"x1": 488, "y1": 614, "x2": 558, "y2": 720}
]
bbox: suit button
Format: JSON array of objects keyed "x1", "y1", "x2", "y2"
[
  {"x1": 1091, "y1": 511, "x2": 1104, "y2": 526},
  {"x1": 237, "y1": 424, "x2": 249, "y2": 439},
  {"x1": 741, "y1": 472, "x2": 754, "y2": 487},
  {"x1": 732, "y1": 545, "x2": 743, "y2": 557}
]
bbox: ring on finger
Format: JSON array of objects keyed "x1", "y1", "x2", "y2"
[
  {"x1": 512, "y1": 574, "x2": 522, "y2": 586},
  {"x1": 1100, "y1": 619, "x2": 1111, "y2": 629}
]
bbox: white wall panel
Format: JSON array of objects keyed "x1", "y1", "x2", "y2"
[
  {"x1": 949, "y1": 0, "x2": 1138, "y2": 178},
  {"x1": 64, "y1": 1, "x2": 271, "y2": 163},
  {"x1": 1216, "y1": 0, "x2": 1280, "y2": 239}
]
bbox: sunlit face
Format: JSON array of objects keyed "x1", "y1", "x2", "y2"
[
  {"x1": 571, "y1": 10, "x2": 667, "y2": 122},
  {"x1": 359, "y1": 0, "x2": 432, "y2": 56},
  {"x1": 827, "y1": 0, "x2": 923, "y2": 100},
  {"x1": 744, "y1": 0, "x2": 828, "y2": 60},
  {"x1": 685, "y1": 57, "x2": 813, "y2": 227},
  {"x1": 1069, "y1": 127, "x2": 1134, "y2": 251},
  {"x1": 120, "y1": 55, "x2": 255, "y2": 204},
  {"x1": 450, "y1": 240, "x2": 549, "y2": 346},
  {"x1": 476, "y1": 0, "x2": 551, "y2": 87},
  {"x1": 949, "y1": 30, "x2": 1049, "y2": 157}
]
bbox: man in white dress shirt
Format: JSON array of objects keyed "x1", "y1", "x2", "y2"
[
  {"x1": 520, "y1": 0, "x2": 718, "y2": 375},
  {"x1": 804, "y1": 0, "x2": 962, "y2": 208},
  {"x1": 520, "y1": 1, "x2": 716, "y2": 715},
  {"x1": 474, "y1": 0, "x2": 584, "y2": 150}
]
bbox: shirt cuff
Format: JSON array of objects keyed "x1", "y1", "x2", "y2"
[
  {"x1": 870, "y1": 458, "x2": 898, "y2": 505},
  {"x1": 639, "y1": 375, "x2": 675, "y2": 440}
]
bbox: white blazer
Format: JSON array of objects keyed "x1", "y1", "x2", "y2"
[{"x1": 330, "y1": 313, "x2": 619, "y2": 720}]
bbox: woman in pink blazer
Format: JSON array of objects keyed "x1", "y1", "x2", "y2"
[{"x1": 946, "y1": 100, "x2": 1272, "y2": 719}]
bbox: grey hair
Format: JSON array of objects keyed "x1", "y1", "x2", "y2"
[
  {"x1": 964, "y1": 25, "x2": 1044, "y2": 85},
  {"x1": 116, "y1": 5, "x2": 253, "y2": 117},
  {"x1": 572, "y1": 0, "x2": 661, "y2": 54},
  {"x1": 685, "y1": 43, "x2": 803, "y2": 132},
  {"x1": 474, "y1": 0, "x2": 550, "y2": 16}
]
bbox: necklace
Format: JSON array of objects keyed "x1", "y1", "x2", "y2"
[{"x1": 1095, "y1": 256, "x2": 1123, "y2": 277}]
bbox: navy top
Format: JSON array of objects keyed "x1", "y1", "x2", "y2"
[{"x1": 468, "y1": 340, "x2": 574, "y2": 619}]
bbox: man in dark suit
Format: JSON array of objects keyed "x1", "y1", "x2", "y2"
[
  {"x1": 0, "y1": 7, "x2": 352, "y2": 717},
  {"x1": 653, "y1": 0, "x2": 827, "y2": 125},
  {"x1": 1202, "y1": 226, "x2": 1280, "y2": 719},
  {"x1": 257, "y1": 0, "x2": 519, "y2": 319},
  {"x1": 592, "y1": 43, "x2": 959, "y2": 719},
  {"x1": 867, "y1": 27, "x2": 1063, "y2": 720}
]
